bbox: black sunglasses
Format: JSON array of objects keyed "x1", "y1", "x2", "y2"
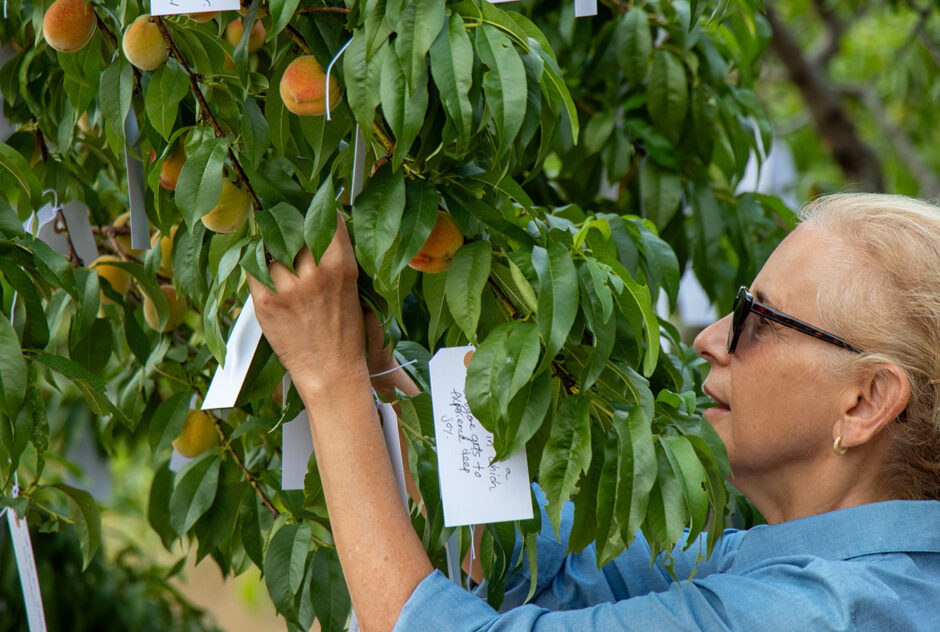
[{"x1": 727, "y1": 286, "x2": 862, "y2": 354}]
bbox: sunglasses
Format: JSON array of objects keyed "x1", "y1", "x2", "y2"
[{"x1": 727, "y1": 286, "x2": 862, "y2": 354}]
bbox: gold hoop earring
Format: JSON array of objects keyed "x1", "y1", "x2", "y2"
[{"x1": 833, "y1": 436, "x2": 847, "y2": 456}]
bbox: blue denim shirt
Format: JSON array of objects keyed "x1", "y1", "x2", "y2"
[{"x1": 395, "y1": 499, "x2": 940, "y2": 631}]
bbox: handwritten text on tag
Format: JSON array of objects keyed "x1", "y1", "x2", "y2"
[
  {"x1": 429, "y1": 346, "x2": 532, "y2": 527},
  {"x1": 150, "y1": 0, "x2": 239, "y2": 17}
]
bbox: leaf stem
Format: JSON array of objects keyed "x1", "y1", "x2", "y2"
[{"x1": 213, "y1": 417, "x2": 281, "y2": 518}]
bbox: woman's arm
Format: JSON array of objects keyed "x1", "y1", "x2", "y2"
[{"x1": 248, "y1": 220, "x2": 432, "y2": 632}]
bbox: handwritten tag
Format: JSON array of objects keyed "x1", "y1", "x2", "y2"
[
  {"x1": 574, "y1": 0, "x2": 598, "y2": 17},
  {"x1": 6, "y1": 510, "x2": 48, "y2": 631},
  {"x1": 429, "y1": 346, "x2": 532, "y2": 527},
  {"x1": 202, "y1": 295, "x2": 263, "y2": 410},
  {"x1": 123, "y1": 110, "x2": 150, "y2": 252},
  {"x1": 150, "y1": 0, "x2": 239, "y2": 17}
]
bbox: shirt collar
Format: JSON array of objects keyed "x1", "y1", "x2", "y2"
[{"x1": 729, "y1": 500, "x2": 940, "y2": 572}]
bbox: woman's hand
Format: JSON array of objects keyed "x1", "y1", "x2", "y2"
[{"x1": 246, "y1": 217, "x2": 367, "y2": 389}]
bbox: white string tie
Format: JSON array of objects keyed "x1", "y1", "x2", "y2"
[
  {"x1": 324, "y1": 37, "x2": 353, "y2": 121},
  {"x1": 369, "y1": 359, "x2": 418, "y2": 379}
]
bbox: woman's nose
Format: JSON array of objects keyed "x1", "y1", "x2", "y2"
[{"x1": 694, "y1": 313, "x2": 732, "y2": 365}]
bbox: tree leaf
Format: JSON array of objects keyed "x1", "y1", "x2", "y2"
[
  {"x1": 422, "y1": 271, "x2": 450, "y2": 347},
  {"x1": 304, "y1": 177, "x2": 339, "y2": 264},
  {"x1": 0, "y1": 142, "x2": 42, "y2": 209},
  {"x1": 145, "y1": 59, "x2": 190, "y2": 141},
  {"x1": 257, "y1": 202, "x2": 305, "y2": 272},
  {"x1": 445, "y1": 240, "x2": 492, "y2": 341},
  {"x1": 289, "y1": 522, "x2": 313, "y2": 595},
  {"x1": 176, "y1": 132, "x2": 229, "y2": 229},
  {"x1": 99, "y1": 58, "x2": 133, "y2": 156},
  {"x1": 344, "y1": 33, "x2": 387, "y2": 132},
  {"x1": 613, "y1": 406, "x2": 657, "y2": 547},
  {"x1": 476, "y1": 25, "x2": 527, "y2": 156},
  {"x1": 532, "y1": 243, "x2": 578, "y2": 369},
  {"x1": 647, "y1": 49, "x2": 688, "y2": 142},
  {"x1": 390, "y1": 178, "x2": 440, "y2": 278},
  {"x1": 51, "y1": 482, "x2": 101, "y2": 570},
  {"x1": 661, "y1": 435, "x2": 710, "y2": 541},
  {"x1": 380, "y1": 48, "x2": 429, "y2": 170},
  {"x1": 310, "y1": 546, "x2": 351, "y2": 631},
  {"x1": 264, "y1": 523, "x2": 300, "y2": 621},
  {"x1": 538, "y1": 394, "x2": 592, "y2": 535},
  {"x1": 169, "y1": 450, "x2": 221, "y2": 536},
  {"x1": 353, "y1": 165, "x2": 406, "y2": 276},
  {"x1": 617, "y1": 7, "x2": 652, "y2": 86},
  {"x1": 429, "y1": 13, "x2": 474, "y2": 149},
  {"x1": 147, "y1": 391, "x2": 191, "y2": 456},
  {"x1": 241, "y1": 97, "x2": 271, "y2": 167},
  {"x1": 392, "y1": 0, "x2": 445, "y2": 93},
  {"x1": 640, "y1": 159, "x2": 682, "y2": 231},
  {"x1": 500, "y1": 368, "x2": 551, "y2": 462}
]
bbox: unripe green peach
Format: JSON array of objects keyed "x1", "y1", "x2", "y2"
[
  {"x1": 201, "y1": 180, "x2": 251, "y2": 234},
  {"x1": 225, "y1": 18, "x2": 265, "y2": 53},
  {"x1": 42, "y1": 0, "x2": 96, "y2": 53},
  {"x1": 279, "y1": 55, "x2": 343, "y2": 117},
  {"x1": 143, "y1": 284, "x2": 187, "y2": 333},
  {"x1": 122, "y1": 15, "x2": 169, "y2": 71},
  {"x1": 91, "y1": 255, "x2": 131, "y2": 303}
]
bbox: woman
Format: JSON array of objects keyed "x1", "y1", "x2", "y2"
[{"x1": 248, "y1": 193, "x2": 940, "y2": 631}]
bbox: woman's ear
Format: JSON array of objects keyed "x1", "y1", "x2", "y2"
[{"x1": 839, "y1": 363, "x2": 910, "y2": 448}]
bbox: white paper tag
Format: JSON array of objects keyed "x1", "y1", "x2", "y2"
[
  {"x1": 379, "y1": 402, "x2": 409, "y2": 508},
  {"x1": 123, "y1": 111, "x2": 150, "y2": 252},
  {"x1": 445, "y1": 531, "x2": 462, "y2": 585},
  {"x1": 169, "y1": 449, "x2": 192, "y2": 472},
  {"x1": 429, "y1": 346, "x2": 533, "y2": 527},
  {"x1": 281, "y1": 411, "x2": 312, "y2": 490},
  {"x1": 574, "y1": 0, "x2": 598, "y2": 17},
  {"x1": 349, "y1": 125, "x2": 367, "y2": 206},
  {"x1": 24, "y1": 202, "x2": 99, "y2": 266},
  {"x1": 202, "y1": 295, "x2": 263, "y2": 410},
  {"x1": 6, "y1": 509, "x2": 48, "y2": 631},
  {"x1": 150, "y1": 0, "x2": 239, "y2": 17}
]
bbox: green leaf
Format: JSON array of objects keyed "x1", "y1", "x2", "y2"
[
  {"x1": 51, "y1": 483, "x2": 101, "y2": 570},
  {"x1": 31, "y1": 352, "x2": 126, "y2": 424},
  {"x1": 530, "y1": 38, "x2": 579, "y2": 143},
  {"x1": 264, "y1": 523, "x2": 301, "y2": 620},
  {"x1": 310, "y1": 546, "x2": 351, "y2": 631},
  {"x1": 617, "y1": 7, "x2": 652, "y2": 86},
  {"x1": 532, "y1": 243, "x2": 578, "y2": 368},
  {"x1": 647, "y1": 49, "x2": 688, "y2": 142},
  {"x1": 169, "y1": 450, "x2": 222, "y2": 536},
  {"x1": 583, "y1": 111, "x2": 615, "y2": 155},
  {"x1": 613, "y1": 406, "x2": 656, "y2": 547},
  {"x1": 0, "y1": 143, "x2": 41, "y2": 209},
  {"x1": 476, "y1": 25, "x2": 527, "y2": 156},
  {"x1": 380, "y1": 48, "x2": 429, "y2": 170},
  {"x1": 392, "y1": 0, "x2": 445, "y2": 93},
  {"x1": 445, "y1": 240, "x2": 492, "y2": 341},
  {"x1": 594, "y1": 438, "x2": 625, "y2": 567},
  {"x1": 99, "y1": 58, "x2": 134, "y2": 156},
  {"x1": 289, "y1": 522, "x2": 313, "y2": 594},
  {"x1": 148, "y1": 391, "x2": 191, "y2": 456},
  {"x1": 641, "y1": 160, "x2": 682, "y2": 231},
  {"x1": 257, "y1": 203, "x2": 305, "y2": 272},
  {"x1": 422, "y1": 271, "x2": 450, "y2": 347},
  {"x1": 148, "y1": 462, "x2": 177, "y2": 550},
  {"x1": 661, "y1": 435, "x2": 710, "y2": 540},
  {"x1": 145, "y1": 59, "x2": 190, "y2": 141},
  {"x1": 241, "y1": 97, "x2": 271, "y2": 167},
  {"x1": 644, "y1": 451, "x2": 687, "y2": 550},
  {"x1": 299, "y1": 104, "x2": 352, "y2": 180},
  {"x1": 500, "y1": 370, "x2": 552, "y2": 462},
  {"x1": 344, "y1": 33, "x2": 387, "y2": 132},
  {"x1": 465, "y1": 322, "x2": 539, "y2": 431},
  {"x1": 304, "y1": 177, "x2": 339, "y2": 264},
  {"x1": 353, "y1": 165, "x2": 406, "y2": 276},
  {"x1": 390, "y1": 178, "x2": 440, "y2": 278},
  {"x1": 269, "y1": 0, "x2": 302, "y2": 36},
  {"x1": 429, "y1": 13, "x2": 474, "y2": 149},
  {"x1": 365, "y1": 0, "x2": 394, "y2": 57},
  {"x1": 538, "y1": 394, "x2": 592, "y2": 535},
  {"x1": 176, "y1": 132, "x2": 229, "y2": 230}
]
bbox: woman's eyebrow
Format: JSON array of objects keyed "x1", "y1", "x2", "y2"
[{"x1": 754, "y1": 288, "x2": 775, "y2": 307}]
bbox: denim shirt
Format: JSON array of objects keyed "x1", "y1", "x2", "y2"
[{"x1": 395, "y1": 499, "x2": 940, "y2": 631}]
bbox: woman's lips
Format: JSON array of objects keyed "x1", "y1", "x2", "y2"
[{"x1": 704, "y1": 385, "x2": 730, "y2": 410}]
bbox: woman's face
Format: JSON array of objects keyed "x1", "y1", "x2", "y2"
[{"x1": 693, "y1": 225, "x2": 855, "y2": 494}]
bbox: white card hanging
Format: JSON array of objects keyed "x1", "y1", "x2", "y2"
[
  {"x1": 150, "y1": 0, "x2": 239, "y2": 17},
  {"x1": 429, "y1": 346, "x2": 532, "y2": 527},
  {"x1": 168, "y1": 449, "x2": 192, "y2": 472},
  {"x1": 281, "y1": 410, "x2": 312, "y2": 490},
  {"x1": 202, "y1": 295, "x2": 263, "y2": 410},
  {"x1": 574, "y1": 0, "x2": 598, "y2": 17},
  {"x1": 123, "y1": 110, "x2": 150, "y2": 251},
  {"x1": 349, "y1": 125, "x2": 367, "y2": 205},
  {"x1": 59, "y1": 201, "x2": 99, "y2": 266},
  {"x1": 379, "y1": 402, "x2": 409, "y2": 508},
  {"x1": 445, "y1": 531, "x2": 463, "y2": 585},
  {"x1": 5, "y1": 506, "x2": 48, "y2": 631}
]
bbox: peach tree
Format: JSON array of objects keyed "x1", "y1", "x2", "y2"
[{"x1": 0, "y1": 0, "x2": 785, "y2": 629}]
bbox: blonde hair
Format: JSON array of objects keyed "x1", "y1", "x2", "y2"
[{"x1": 800, "y1": 193, "x2": 940, "y2": 500}]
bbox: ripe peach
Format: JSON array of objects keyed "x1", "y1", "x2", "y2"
[
  {"x1": 155, "y1": 142, "x2": 186, "y2": 191},
  {"x1": 201, "y1": 180, "x2": 251, "y2": 234},
  {"x1": 91, "y1": 255, "x2": 131, "y2": 303},
  {"x1": 122, "y1": 15, "x2": 169, "y2": 71},
  {"x1": 143, "y1": 283, "x2": 187, "y2": 332},
  {"x1": 188, "y1": 11, "x2": 218, "y2": 22},
  {"x1": 225, "y1": 18, "x2": 265, "y2": 53},
  {"x1": 42, "y1": 0, "x2": 97, "y2": 53},
  {"x1": 172, "y1": 409, "x2": 219, "y2": 457},
  {"x1": 151, "y1": 225, "x2": 178, "y2": 278},
  {"x1": 279, "y1": 55, "x2": 343, "y2": 117},
  {"x1": 408, "y1": 211, "x2": 464, "y2": 273}
]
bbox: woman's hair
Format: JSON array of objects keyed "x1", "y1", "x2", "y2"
[{"x1": 800, "y1": 193, "x2": 940, "y2": 500}]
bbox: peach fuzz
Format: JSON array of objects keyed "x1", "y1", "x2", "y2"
[
  {"x1": 42, "y1": 0, "x2": 97, "y2": 53},
  {"x1": 122, "y1": 14, "x2": 169, "y2": 71},
  {"x1": 225, "y1": 18, "x2": 265, "y2": 53},
  {"x1": 279, "y1": 55, "x2": 343, "y2": 117},
  {"x1": 408, "y1": 211, "x2": 464, "y2": 274}
]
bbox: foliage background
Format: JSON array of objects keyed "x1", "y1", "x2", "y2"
[{"x1": 1, "y1": 0, "x2": 938, "y2": 629}]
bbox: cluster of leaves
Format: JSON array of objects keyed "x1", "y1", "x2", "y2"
[{"x1": 0, "y1": 0, "x2": 791, "y2": 628}]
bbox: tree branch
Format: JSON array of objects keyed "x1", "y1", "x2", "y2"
[
  {"x1": 153, "y1": 17, "x2": 264, "y2": 213},
  {"x1": 808, "y1": 0, "x2": 847, "y2": 68},
  {"x1": 52, "y1": 210, "x2": 83, "y2": 267},
  {"x1": 765, "y1": 6, "x2": 884, "y2": 192},
  {"x1": 214, "y1": 416, "x2": 281, "y2": 518}
]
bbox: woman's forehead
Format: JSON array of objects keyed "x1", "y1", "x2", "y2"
[{"x1": 753, "y1": 225, "x2": 844, "y2": 314}]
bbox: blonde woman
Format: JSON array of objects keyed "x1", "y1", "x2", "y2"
[{"x1": 250, "y1": 193, "x2": 940, "y2": 631}]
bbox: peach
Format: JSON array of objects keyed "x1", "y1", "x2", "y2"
[
  {"x1": 188, "y1": 11, "x2": 218, "y2": 22},
  {"x1": 151, "y1": 225, "x2": 178, "y2": 278},
  {"x1": 91, "y1": 255, "x2": 131, "y2": 303},
  {"x1": 279, "y1": 55, "x2": 343, "y2": 117},
  {"x1": 122, "y1": 14, "x2": 169, "y2": 71},
  {"x1": 42, "y1": 0, "x2": 97, "y2": 53},
  {"x1": 143, "y1": 284, "x2": 187, "y2": 332},
  {"x1": 201, "y1": 180, "x2": 251, "y2": 234},
  {"x1": 408, "y1": 211, "x2": 464, "y2": 273},
  {"x1": 112, "y1": 211, "x2": 147, "y2": 256},
  {"x1": 172, "y1": 409, "x2": 219, "y2": 457},
  {"x1": 225, "y1": 18, "x2": 265, "y2": 53},
  {"x1": 157, "y1": 142, "x2": 186, "y2": 191}
]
